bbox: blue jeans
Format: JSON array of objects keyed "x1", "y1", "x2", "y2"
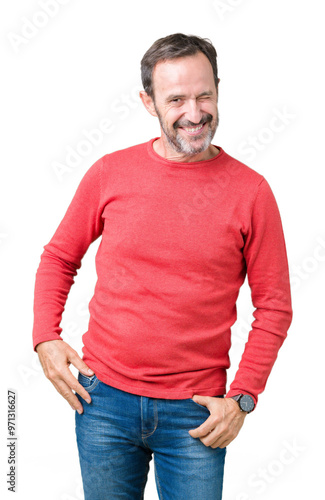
[{"x1": 75, "y1": 372, "x2": 226, "y2": 500}]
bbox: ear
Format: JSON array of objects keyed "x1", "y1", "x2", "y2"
[
  {"x1": 216, "y1": 78, "x2": 220, "y2": 102},
  {"x1": 139, "y1": 91, "x2": 158, "y2": 117}
]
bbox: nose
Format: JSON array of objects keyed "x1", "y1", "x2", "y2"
[{"x1": 183, "y1": 98, "x2": 203, "y2": 125}]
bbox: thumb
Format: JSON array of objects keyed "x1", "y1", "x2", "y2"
[
  {"x1": 192, "y1": 394, "x2": 208, "y2": 406},
  {"x1": 68, "y1": 348, "x2": 94, "y2": 376}
]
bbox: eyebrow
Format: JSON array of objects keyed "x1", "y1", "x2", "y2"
[{"x1": 166, "y1": 90, "x2": 214, "y2": 101}]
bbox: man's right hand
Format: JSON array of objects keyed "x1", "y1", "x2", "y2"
[{"x1": 36, "y1": 339, "x2": 95, "y2": 414}]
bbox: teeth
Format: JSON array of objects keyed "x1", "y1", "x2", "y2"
[{"x1": 184, "y1": 124, "x2": 203, "y2": 133}]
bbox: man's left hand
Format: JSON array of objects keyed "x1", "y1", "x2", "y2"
[{"x1": 188, "y1": 395, "x2": 247, "y2": 448}]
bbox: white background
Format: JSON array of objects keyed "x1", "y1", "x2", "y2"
[{"x1": 1, "y1": 1, "x2": 324, "y2": 499}]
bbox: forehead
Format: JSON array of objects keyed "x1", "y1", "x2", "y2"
[{"x1": 152, "y1": 52, "x2": 216, "y2": 97}]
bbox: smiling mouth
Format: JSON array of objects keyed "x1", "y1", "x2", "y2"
[{"x1": 179, "y1": 122, "x2": 206, "y2": 136}]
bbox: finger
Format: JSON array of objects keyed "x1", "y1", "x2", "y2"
[
  {"x1": 211, "y1": 428, "x2": 238, "y2": 448},
  {"x1": 189, "y1": 427, "x2": 211, "y2": 438},
  {"x1": 208, "y1": 434, "x2": 225, "y2": 448},
  {"x1": 214, "y1": 436, "x2": 232, "y2": 448},
  {"x1": 197, "y1": 429, "x2": 219, "y2": 447},
  {"x1": 51, "y1": 378, "x2": 84, "y2": 414},
  {"x1": 189, "y1": 416, "x2": 216, "y2": 437},
  {"x1": 67, "y1": 349, "x2": 94, "y2": 377},
  {"x1": 63, "y1": 370, "x2": 92, "y2": 404}
]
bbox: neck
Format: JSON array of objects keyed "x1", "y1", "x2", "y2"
[{"x1": 153, "y1": 137, "x2": 219, "y2": 163}]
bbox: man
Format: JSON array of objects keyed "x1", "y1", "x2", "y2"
[{"x1": 33, "y1": 33, "x2": 293, "y2": 499}]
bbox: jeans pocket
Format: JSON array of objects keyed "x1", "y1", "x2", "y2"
[
  {"x1": 78, "y1": 372, "x2": 100, "y2": 393},
  {"x1": 189, "y1": 395, "x2": 223, "y2": 410},
  {"x1": 189, "y1": 398, "x2": 210, "y2": 411}
]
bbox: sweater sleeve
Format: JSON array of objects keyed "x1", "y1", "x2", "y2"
[
  {"x1": 32, "y1": 157, "x2": 105, "y2": 351},
  {"x1": 226, "y1": 178, "x2": 293, "y2": 406}
]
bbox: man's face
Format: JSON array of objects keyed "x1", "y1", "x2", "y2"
[{"x1": 150, "y1": 52, "x2": 219, "y2": 158}]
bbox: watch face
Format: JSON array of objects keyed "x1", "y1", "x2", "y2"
[{"x1": 240, "y1": 395, "x2": 255, "y2": 412}]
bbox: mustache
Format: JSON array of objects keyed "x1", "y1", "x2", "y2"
[{"x1": 173, "y1": 114, "x2": 213, "y2": 129}]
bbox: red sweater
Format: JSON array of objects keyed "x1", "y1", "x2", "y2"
[{"x1": 32, "y1": 139, "x2": 293, "y2": 404}]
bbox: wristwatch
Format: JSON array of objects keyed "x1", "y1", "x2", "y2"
[{"x1": 230, "y1": 394, "x2": 255, "y2": 413}]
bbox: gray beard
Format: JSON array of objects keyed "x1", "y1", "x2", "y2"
[
  {"x1": 157, "y1": 111, "x2": 219, "y2": 156},
  {"x1": 171, "y1": 125, "x2": 215, "y2": 155}
]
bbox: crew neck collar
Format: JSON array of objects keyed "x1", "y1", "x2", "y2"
[{"x1": 147, "y1": 137, "x2": 224, "y2": 168}]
